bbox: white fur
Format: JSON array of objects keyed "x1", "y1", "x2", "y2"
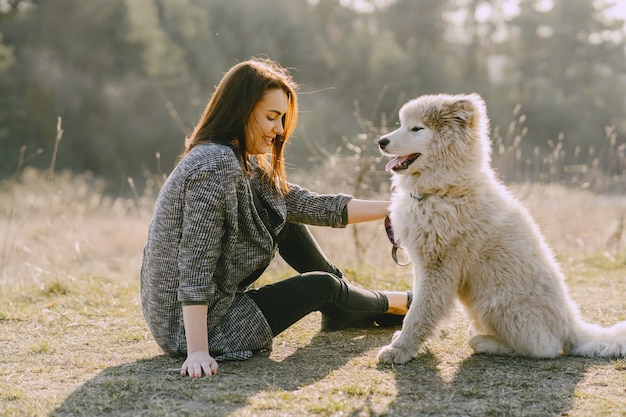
[{"x1": 376, "y1": 93, "x2": 626, "y2": 364}]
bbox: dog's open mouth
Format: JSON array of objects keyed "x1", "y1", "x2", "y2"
[{"x1": 385, "y1": 153, "x2": 420, "y2": 172}]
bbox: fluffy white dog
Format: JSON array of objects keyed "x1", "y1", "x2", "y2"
[{"x1": 376, "y1": 93, "x2": 626, "y2": 364}]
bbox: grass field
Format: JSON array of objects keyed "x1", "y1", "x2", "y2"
[{"x1": 1, "y1": 168, "x2": 626, "y2": 416}]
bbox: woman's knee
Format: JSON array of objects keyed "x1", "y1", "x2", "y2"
[
  {"x1": 300, "y1": 271, "x2": 343, "y2": 291},
  {"x1": 298, "y1": 271, "x2": 346, "y2": 304}
]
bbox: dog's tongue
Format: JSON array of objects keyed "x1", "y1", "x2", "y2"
[{"x1": 385, "y1": 156, "x2": 411, "y2": 172}]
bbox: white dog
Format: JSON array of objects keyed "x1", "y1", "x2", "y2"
[{"x1": 376, "y1": 93, "x2": 626, "y2": 364}]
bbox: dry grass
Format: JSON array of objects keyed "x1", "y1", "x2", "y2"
[{"x1": 1, "y1": 168, "x2": 626, "y2": 416}]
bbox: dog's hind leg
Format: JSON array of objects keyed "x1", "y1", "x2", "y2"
[
  {"x1": 469, "y1": 316, "x2": 563, "y2": 358},
  {"x1": 468, "y1": 334, "x2": 515, "y2": 355},
  {"x1": 467, "y1": 319, "x2": 516, "y2": 355},
  {"x1": 470, "y1": 331, "x2": 563, "y2": 358}
]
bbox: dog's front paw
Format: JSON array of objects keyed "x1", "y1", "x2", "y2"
[{"x1": 376, "y1": 343, "x2": 415, "y2": 364}]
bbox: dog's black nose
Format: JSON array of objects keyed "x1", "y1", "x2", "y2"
[{"x1": 378, "y1": 137, "x2": 389, "y2": 150}]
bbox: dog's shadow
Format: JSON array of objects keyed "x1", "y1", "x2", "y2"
[{"x1": 383, "y1": 351, "x2": 604, "y2": 416}]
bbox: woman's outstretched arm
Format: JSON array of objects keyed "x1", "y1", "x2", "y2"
[{"x1": 345, "y1": 199, "x2": 390, "y2": 224}]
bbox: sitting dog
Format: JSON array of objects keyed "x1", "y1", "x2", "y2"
[{"x1": 376, "y1": 93, "x2": 626, "y2": 364}]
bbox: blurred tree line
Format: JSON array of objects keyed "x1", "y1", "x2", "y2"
[{"x1": 0, "y1": 0, "x2": 625, "y2": 191}]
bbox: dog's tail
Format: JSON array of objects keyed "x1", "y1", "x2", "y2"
[{"x1": 569, "y1": 321, "x2": 626, "y2": 357}]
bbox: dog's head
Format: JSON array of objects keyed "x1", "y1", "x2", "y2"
[{"x1": 378, "y1": 93, "x2": 490, "y2": 181}]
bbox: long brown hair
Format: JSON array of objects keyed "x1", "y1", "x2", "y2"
[{"x1": 183, "y1": 58, "x2": 299, "y2": 192}]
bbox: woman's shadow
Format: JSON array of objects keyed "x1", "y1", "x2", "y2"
[{"x1": 50, "y1": 326, "x2": 392, "y2": 417}]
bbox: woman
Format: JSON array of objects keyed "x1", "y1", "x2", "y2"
[{"x1": 140, "y1": 58, "x2": 410, "y2": 378}]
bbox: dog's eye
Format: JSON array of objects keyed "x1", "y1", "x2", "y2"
[{"x1": 411, "y1": 126, "x2": 423, "y2": 132}]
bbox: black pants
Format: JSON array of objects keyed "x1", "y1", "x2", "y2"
[{"x1": 247, "y1": 223, "x2": 388, "y2": 336}]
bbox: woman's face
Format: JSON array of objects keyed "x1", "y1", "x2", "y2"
[{"x1": 245, "y1": 88, "x2": 288, "y2": 155}]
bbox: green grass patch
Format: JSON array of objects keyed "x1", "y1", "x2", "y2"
[
  {"x1": 2, "y1": 265, "x2": 624, "y2": 417},
  {"x1": 1, "y1": 175, "x2": 625, "y2": 416}
]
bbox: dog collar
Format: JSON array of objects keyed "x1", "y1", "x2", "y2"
[{"x1": 410, "y1": 192, "x2": 425, "y2": 202}]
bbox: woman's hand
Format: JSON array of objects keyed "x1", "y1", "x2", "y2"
[
  {"x1": 181, "y1": 304, "x2": 216, "y2": 377},
  {"x1": 181, "y1": 350, "x2": 219, "y2": 378}
]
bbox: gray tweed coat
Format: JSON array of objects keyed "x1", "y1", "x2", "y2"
[{"x1": 140, "y1": 143, "x2": 352, "y2": 359}]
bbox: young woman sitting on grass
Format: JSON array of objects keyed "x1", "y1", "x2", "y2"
[{"x1": 140, "y1": 58, "x2": 411, "y2": 378}]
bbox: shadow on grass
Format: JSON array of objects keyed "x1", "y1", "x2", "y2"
[
  {"x1": 51, "y1": 325, "x2": 613, "y2": 417},
  {"x1": 50, "y1": 329, "x2": 382, "y2": 417},
  {"x1": 384, "y1": 352, "x2": 611, "y2": 417}
]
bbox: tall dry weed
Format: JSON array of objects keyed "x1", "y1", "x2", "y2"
[
  {"x1": 0, "y1": 168, "x2": 152, "y2": 288},
  {"x1": 2, "y1": 106, "x2": 625, "y2": 289},
  {"x1": 492, "y1": 108, "x2": 626, "y2": 193}
]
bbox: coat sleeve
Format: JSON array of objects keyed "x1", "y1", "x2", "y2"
[
  {"x1": 284, "y1": 183, "x2": 352, "y2": 228},
  {"x1": 177, "y1": 169, "x2": 227, "y2": 305}
]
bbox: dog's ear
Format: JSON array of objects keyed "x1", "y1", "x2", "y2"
[
  {"x1": 449, "y1": 94, "x2": 487, "y2": 128},
  {"x1": 450, "y1": 99, "x2": 474, "y2": 123}
]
